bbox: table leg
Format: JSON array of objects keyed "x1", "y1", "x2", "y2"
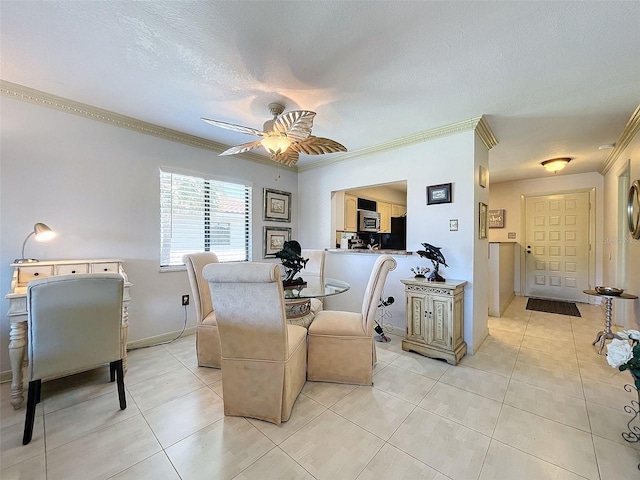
[
  {"x1": 592, "y1": 297, "x2": 621, "y2": 354},
  {"x1": 9, "y1": 321, "x2": 27, "y2": 409}
]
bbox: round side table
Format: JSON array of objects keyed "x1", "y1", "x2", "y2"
[{"x1": 583, "y1": 289, "x2": 639, "y2": 354}]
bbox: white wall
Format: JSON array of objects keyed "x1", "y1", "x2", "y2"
[
  {"x1": 298, "y1": 130, "x2": 490, "y2": 353},
  {"x1": 602, "y1": 131, "x2": 640, "y2": 329},
  {"x1": 488, "y1": 172, "x2": 604, "y2": 295},
  {"x1": 0, "y1": 97, "x2": 298, "y2": 374}
]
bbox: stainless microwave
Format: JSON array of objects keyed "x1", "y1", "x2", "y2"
[{"x1": 358, "y1": 210, "x2": 380, "y2": 232}]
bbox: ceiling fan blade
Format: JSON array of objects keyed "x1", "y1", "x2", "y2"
[
  {"x1": 291, "y1": 136, "x2": 347, "y2": 155},
  {"x1": 219, "y1": 140, "x2": 263, "y2": 156},
  {"x1": 201, "y1": 117, "x2": 264, "y2": 137},
  {"x1": 271, "y1": 149, "x2": 300, "y2": 167},
  {"x1": 273, "y1": 110, "x2": 315, "y2": 142}
]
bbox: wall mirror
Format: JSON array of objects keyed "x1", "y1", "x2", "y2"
[{"x1": 628, "y1": 179, "x2": 640, "y2": 239}]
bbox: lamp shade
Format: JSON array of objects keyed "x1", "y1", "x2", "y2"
[
  {"x1": 15, "y1": 223, "x2": 56, "y2": 263},
  {"x1": 261, "y1": 134, "x2": 292, "y2": 156},
  {"x1": 33, "y1": 223, "x2": 56, "y2": 242},
  {"x1": 541, "y1": 157, "x2": 571, "y2": 172}
]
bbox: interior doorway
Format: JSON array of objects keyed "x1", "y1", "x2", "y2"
[{"x1": 522, "y1": 189, "x2": 595, "y2": 302}]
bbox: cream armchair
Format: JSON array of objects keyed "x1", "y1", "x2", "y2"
[
  {"x1": 307, "y1": 254, "x2": 397, "y2": 385},
  {"x1": 301, "y1": 248, "x2": 326, "y2": 315},
  {"x1": 23, "y1": 274, "x2": 126, "y2": 445},
  {"x1": 203, "y1": 262, "x2": 307, "y2": 424},
  {"x1": 183, "y1": 252, "x2": 221, "y2": 368}
]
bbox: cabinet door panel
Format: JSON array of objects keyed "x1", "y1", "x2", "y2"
[
  {"x1": 344, "y1": 195, "x2": 358, "y2": 232},
  {"x1": 406, "y1": 293, "x2": 426, "y2": 343},
  {"x1": 426, "y1": 296, "x2": 453, "y2": 349}
]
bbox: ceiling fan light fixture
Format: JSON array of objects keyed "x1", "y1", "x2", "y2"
[
  {"x1": 541, "y1": 157, "x2": 571, "y2": 172},
  {"x1": 261, "y1": 134, "x2": 292, "y2": 156}
]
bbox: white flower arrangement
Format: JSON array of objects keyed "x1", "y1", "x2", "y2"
[{"x1": 606, "y1": 329, "x2": 640, "y2": 389}]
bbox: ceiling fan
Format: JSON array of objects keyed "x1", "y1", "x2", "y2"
[{"x1": 201, "y1": 103, "x2": 347, "y2": 166}]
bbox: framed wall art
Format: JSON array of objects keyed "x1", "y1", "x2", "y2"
[
  {"x1": 479, "y1": 202, "x2": 488, "y2": 239},
  {"x1": 426, "y1": 183, "x2": 452, "y2": 205},
  {"x1": 479, "y1": 165, "x2": 488, "y2": 188},
  {"x1": 488, "y1": 209, "x2": 505, "y2": 228},
  {"x1": 263, "y1": 226, "x2": 291, "y2": 258},
  {"x1": 263, "y1": 188, "x2": 291, "y2": 222}
]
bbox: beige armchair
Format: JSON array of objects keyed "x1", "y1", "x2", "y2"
[
  {"x1": 301, "y1": 248, "x2": 326, "y2": 315},
  {"x1": 307, "y1": 254, "x2": 397, "y2": 385},
  {"x1": 203, "y1": 262, "x2": 307, "y2": 424},
  {"x1": 23, "y1": 274, "x2": 126, "y2": 445},
  {"x1": 183, "y1": 252, "x2": 221, "y2": 368}
]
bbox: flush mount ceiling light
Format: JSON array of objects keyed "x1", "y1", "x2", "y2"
[
  {"x1": 598, "y1": 143, "x2": 615, "y2": 150},
  {"x1": 201, "y1": 103, "x2": 347, "y2": 167},
  {"x1": 541, "y1": 157, "x2": 571, "y2": 173}
]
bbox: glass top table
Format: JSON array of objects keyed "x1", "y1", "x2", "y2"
[
  {"x1": 283, "y1": 277, "x2": 350, "y2": 326},
  {"x1": 283, "y1": 277, "x2": 350, "y2": 299}
]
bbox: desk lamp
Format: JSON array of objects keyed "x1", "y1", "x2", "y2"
[{"x1": 15, "y1": 223, "x2": 56, "y2": 264}]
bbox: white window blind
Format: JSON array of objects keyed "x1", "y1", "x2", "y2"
[{"x1": 160, "y1": 170, "x2": 252, "y2": 266}]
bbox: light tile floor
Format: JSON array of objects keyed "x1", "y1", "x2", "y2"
[{"x1": 2, "y1": 296, "x2": 639, "y2": 479}]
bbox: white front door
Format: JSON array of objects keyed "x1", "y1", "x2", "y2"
[{"x1": 524, "y1": 192, "x2": 591, "y2": 302}]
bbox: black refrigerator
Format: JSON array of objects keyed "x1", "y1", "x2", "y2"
[{"x1": 386, "y1": 216, "x2": 406, "y2": 250}]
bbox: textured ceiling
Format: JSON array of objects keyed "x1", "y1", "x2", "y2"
[{"x1": 1, "y1": 1, "x2": 639, "y2": 182}]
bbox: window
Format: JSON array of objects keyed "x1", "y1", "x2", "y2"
[{"x1": 160, "y1": 169, "x2": 252, "y2": 267}]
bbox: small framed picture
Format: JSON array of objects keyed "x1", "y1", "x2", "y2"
[
  {"x1": 479, "y1": 202, "x2": 488, "y2": 239},
  {"x1": 263, "y1": 188, "x2": 291, "y2": 222},
  {"x1": 426, "y1": 183, "x2": 452, "y2": 205},
  {"x1": 263, "y1": 226, "x2": 291, "y2": 258},
  {"x1": 488, "y1": 209, "x2": 505, "y2": 228},
  {"x1": 479, "y1": 165, "x2": 488, "y2": 188}
]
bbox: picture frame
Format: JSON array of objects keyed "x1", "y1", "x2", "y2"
[
  {"x1": 263, "y1": 226, "x2": 291, "y2": 258},
  {"x1": 488, "y1": 209, "x2": 505, "y2": 228},
  {"x1": 479, "y1": 165, "x2": 488, "y2": 188},
  {"x1": 263, "y1": 188, "x2": 291, "y2": 222},
  {"x1": 426, "y1": 183, "x2": 452, "y2": 205},
  {"x1": 479, "y1": 202, "x2": 488, "y2": 239}
]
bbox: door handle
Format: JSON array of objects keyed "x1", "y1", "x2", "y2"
[{"x1": 526, "y1": 245, "x2": 531, "y2": 254}]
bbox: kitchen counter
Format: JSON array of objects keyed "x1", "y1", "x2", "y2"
[{"x1": 327, "y1": 248, "x2": 413, "y2": 256}]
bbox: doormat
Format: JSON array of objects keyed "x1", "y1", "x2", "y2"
[{"x1": 526, "y1": 298, "x2": 581, "y2": 317}]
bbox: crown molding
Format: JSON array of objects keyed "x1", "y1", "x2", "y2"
[
  {"x1": 2, "y1": 80, "x2": 499, "y2": 173},
  {"x1": 475, "y1": 116, "x2": 499, "y2": 150},
  {"x1": 0, "y1": 79, "x2": 277, "y2": 168},
  {"x1": 298, "y1": 115, "x2": 498, "y2": 172},
  {"x1": 600, "y1": 103, "x2": 640, "y2": 175}
]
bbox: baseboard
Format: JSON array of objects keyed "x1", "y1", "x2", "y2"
[
  {"x1": 0, "y1": 328, "x2": 197, "y2": 383},
  {"x1": 126, "y1": 327, "x2": 196, "y2": 350},
  {"x1": 0, "y1": 370, "x2": 12, "y2": 384}
]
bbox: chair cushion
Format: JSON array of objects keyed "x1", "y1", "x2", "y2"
[
  {"x1": 308, "y1": 311, "x2": 366, "y2": 336},
  {"x1": 287, "y1": 324, "x2": 308, "y2": 354}
]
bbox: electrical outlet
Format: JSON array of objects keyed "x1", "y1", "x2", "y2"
[{"x1": 181, "y1": 294, "x2": 190, "y2": 306}]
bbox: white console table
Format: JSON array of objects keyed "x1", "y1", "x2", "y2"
[{"x1": 5, "y1": 259, "x2": 131, "y2": 409}]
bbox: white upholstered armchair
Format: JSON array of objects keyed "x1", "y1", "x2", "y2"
[
  {"x1": 203, "y1": 262, "x2": 307, "y2": 424},
  {"x1": 23, "y1": 274, "x2": 126, "y2": 445},
  {"x1": 183, "y1": 252, "x2": 221, "y2": 368},
  {"x1": 307, "y1": 254, "x2": 397, "y2": 385}
]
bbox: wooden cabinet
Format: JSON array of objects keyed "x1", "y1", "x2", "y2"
[
  {"x1": 392, "y1": 204, "x2": 407, "y2": 217},
  {"x1": 344, "y1": 194, "x2": 358, "y2": 232},
  {"x1": 400, "y1": 278, "x2": 467, "y2": 365},
  {"x1": 377, "y1": 201, "x2": 392, "y2": 233},
  {"x1": 334, "y1": 192, "x2": 358, "y2": 232}
]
